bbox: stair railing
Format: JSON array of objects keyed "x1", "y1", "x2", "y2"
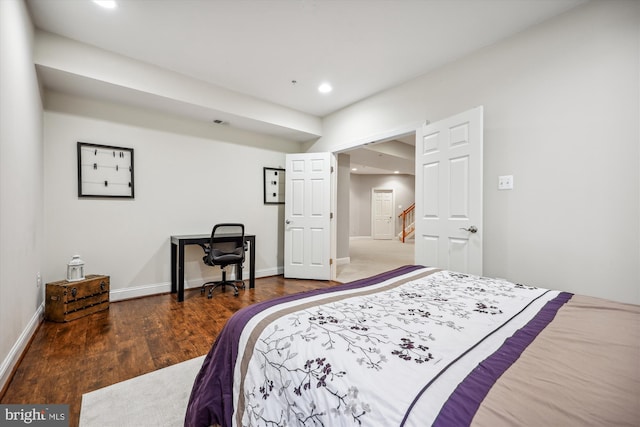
[{"x1": 398, "y1": 203, "x2": 415, "y2": 243}]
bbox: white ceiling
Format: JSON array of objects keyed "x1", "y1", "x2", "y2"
[
  {"x1": 27, "y1": 0, "x2": 586, "y2": 174},
  {"x1": 347, "y1": 133, "x2": 416, "y2": 175}
]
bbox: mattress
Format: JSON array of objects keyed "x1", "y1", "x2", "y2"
[{"x1": 185, "y1": 265, "x2": 640, "y2": 427}]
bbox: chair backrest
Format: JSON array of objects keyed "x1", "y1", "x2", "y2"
[{"x1": 209, "y1": 223, "x2": 245, "y2": 264}]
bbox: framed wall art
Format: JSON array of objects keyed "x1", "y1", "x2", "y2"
[
  {"x1": 77, "y1": 142, "x2": 134, "y2": 198},
  {"x1": 263, "y1": 167, "x2": 285, "y2": 204}
]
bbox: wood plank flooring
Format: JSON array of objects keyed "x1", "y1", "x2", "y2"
[{"x1": 0, "y1": 276, "x2": 339, "y2": 427}]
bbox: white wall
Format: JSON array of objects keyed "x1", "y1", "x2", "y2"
[
  {"x1": 336, "y1": 154, "x2": 351, "y2": 259},
  {"x1": 0, "y1": 0, "x2": 45, "y2": 390},
  {"x1": 312, "y1": 0, "x2": 640, "y2": 304},
  {"x1": 43, "y1": 93, "x2": 297, "y2": 300},
  {"x1": 350, "y1": 174, "x2": 415, "y2": 238}
]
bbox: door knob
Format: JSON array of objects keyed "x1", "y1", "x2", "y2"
[
  {"x1": 460, "y1": 226, "x2": 478, "y2": 233},
  {"x1": 285, "y1": 219, "x2": 291, "y2": 224}
]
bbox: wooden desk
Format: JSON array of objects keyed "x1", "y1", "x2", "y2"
[{"x1": 170, "y1": 234, "x2": 256, "y2": 302}]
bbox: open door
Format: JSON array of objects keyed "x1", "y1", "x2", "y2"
[
  {"x1": 284, "y1": 152, "x2": 335, "y2": 280},
  {"x1": 415, "y1": 106, "x2": 483, "y2": 275}
]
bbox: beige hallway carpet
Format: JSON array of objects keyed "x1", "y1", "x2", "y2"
[{"x1": 336, "y1": 237, "x2": 415, "y2": 284}]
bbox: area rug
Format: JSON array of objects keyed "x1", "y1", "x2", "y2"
[{"x1": 80, "y1": 355, "x2": 205, "y2": 427}]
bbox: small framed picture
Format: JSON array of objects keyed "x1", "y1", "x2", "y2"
[
  {"x1": 77, "y1": 142, "x2": 134, "y2": 198},
  {"x1": 263, "y1": 167, "x2": 285, "y2": 204}
]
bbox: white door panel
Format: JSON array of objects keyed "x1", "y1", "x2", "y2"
[
  {"x1": 423, "y1": 163, "x2": 439, "y2": 216},
  {"x1": 415, "y1": 107, "x2": 483, "y2": 275},
  {"x1": 449, "y1": 237, "x2": 469, "y2": 272},
  {"x1": 284, "y1": 152, "x2": 334, "y2": 280},
  {"x1": 449, "y1": 156, "x2": 470, "y2": 218},
  {"x1": 290, "y1": 228, "x2": 304, "y2": 265},
  {"x1": 421, "y1": 235, "x2": 439, "y2": 266}
]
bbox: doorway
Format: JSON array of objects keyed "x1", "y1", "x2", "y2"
[{"x1": 334, "y1": 130, "x2": 417, "y2": 283}]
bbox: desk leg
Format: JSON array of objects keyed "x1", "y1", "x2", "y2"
[
  {"x1": 171, "y1": 242, "x2": 177, "y2": 294},
  {"x1": 178, "y1": 242, "x2": 185, "y2": 302},
  {"x1": 249, "y1": 237, "x2": 256, "y2": 289}
]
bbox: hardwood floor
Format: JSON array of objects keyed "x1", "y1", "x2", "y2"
[{"x1": 0, "y1": 276, "x2": 339, "y2": 427}]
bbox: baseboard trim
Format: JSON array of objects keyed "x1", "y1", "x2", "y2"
[
  {"x1": 337, "y1": 257, "x2": 350, "y2": 266},
  {"x1": 109, "y1": 282, "x2": 171, "y2": 302},
  {"x1": 0, "y1": 302, "x2": 44, "y2": 397},
  {"x1": 109, "y1": 267, "x2": 283, "y2": 302}
]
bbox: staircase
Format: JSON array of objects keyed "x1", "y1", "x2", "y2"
[{"x1": 398, "y1": 203, "x2": 415, "y2": 243}]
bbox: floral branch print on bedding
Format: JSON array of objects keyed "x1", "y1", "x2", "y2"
[
  {"x1": 242, "y1": 271, "x2": 539, "y2": 426},
  {"x1": 246, "y1": 345, "x2": 367, "y2": 426}
]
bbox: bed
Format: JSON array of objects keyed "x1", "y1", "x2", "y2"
[{"x1": 185, "y1": 265, "x2": 640, "y2": 427}]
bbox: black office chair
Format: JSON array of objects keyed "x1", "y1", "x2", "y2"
[{"x1": 200, "y1": 223, "x2": 246, "y2": 298}]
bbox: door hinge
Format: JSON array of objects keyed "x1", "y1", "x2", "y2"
[
  {"x1": 330, "y1": 212, "x2": 334, "y2": 219},
  {"x1": 331, "y1": 166, "x2": 334, "y2": 173},
  {"x1": 330, "y1": 258, "x2": 333, "y2": 265}
]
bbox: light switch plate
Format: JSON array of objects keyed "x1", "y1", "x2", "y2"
[{"x1": 498, "y1": 175, "x2": 514, "y2": 190}]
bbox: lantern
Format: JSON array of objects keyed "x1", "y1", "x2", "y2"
[{"x1": 67, "y1": 255, "x2": 85, "y2": 282}]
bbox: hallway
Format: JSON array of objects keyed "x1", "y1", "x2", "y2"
[{"x1": 336, "y1": 237, "x2": 415, "y2": 283}]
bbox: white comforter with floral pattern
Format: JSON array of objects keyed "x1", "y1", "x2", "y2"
[{"x1": 230, "y1": 267, "x2": 558, "y2": 426}]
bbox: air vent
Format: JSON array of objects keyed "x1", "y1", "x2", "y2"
[{"x1": 212, "y1": 119, "x2": 228, "y2": 125}]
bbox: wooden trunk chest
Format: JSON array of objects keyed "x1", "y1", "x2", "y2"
[{"x1": 45, "y1": 275, "x2": 110, "y2": 322}]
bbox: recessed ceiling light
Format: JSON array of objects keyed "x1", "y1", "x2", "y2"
[
  {"x1": 93, "y1": 0, "x2": 117, "y2": 9},
  {"x1": 394, "y1": 171, "x2": 400, "y2": 174},
  {"x1": 318, "y1": 83, "x2": 332, "y2": 94},
  {"x1": 351, "y1": 168, "x2": 358, "y2": 171}
]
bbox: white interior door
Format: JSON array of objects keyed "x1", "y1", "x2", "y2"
[
  {"x1": 372, "y1": 188, "x2": 394, "y2": 239},
  {"x1": 415, "y1": 106, "x2": 483, "y2": 275},
  {"x1": 284, "y1": 152, "x2": 334, "y2": 280}
]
